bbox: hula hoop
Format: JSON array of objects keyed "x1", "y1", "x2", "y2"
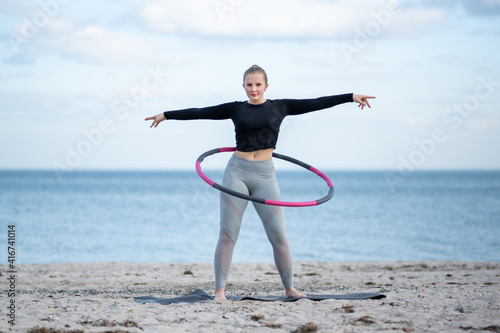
[{"x1": 195, "y1": 147, "x2": 334, "y2": 207}]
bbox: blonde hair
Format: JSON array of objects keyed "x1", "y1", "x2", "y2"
[{"x1": 243, "y1": 65, "x2": 268, "y2": 84}]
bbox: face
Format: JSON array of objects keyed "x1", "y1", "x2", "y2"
[{"x1": 243, "y1": 73, "x2": 268, "y2": 105}]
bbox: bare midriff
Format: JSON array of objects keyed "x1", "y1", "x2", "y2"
[{"x1": 234, "y1": 148, "x2": 274, "y2": 161}]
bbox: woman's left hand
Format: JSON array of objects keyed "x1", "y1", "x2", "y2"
[
  {"x1": 353, "y1": 94, "x2": 376, "y2": 110},
  {"x1": 145, "y1": 113, "x2": 166, "y2": 128}
]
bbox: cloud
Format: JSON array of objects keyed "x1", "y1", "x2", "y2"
[
  {"x1": 4, "y1": 24, "x2": 153, "y2": 65},
  {"x1": 1, "y1": 0, "x2": 452, "y2": 67},
  {"x1": 382, "y1": 7, "x2": 444, "y2": 37},
  {"x1": 60, "y1": 26, "x2": 152, "y2": 64},
  {"x1": 462, "y1": 0, "x2": 500, "y2": 15},
  {"x1": 140, "y1": 0, "x2": 378, "y2": 38},
  {"x1": 407, "y1": 0, "x2": 500, "y2": 16},
  {"x1": 4, "y1": 22, "x2": 152, "y2": 65},
  {"x1": 0, "y1": 1, "x2": 40, "y2": 17},
  {"x1": 1, "y1": 1, "x2": 153, "y2": 65},
  {"x1": 138, "y1": 0, "x2": 456, "y2": 40}
]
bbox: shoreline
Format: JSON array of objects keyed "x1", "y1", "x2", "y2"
[{"x1": 2, "y1": 260, "x2": 499, "y2": 332}]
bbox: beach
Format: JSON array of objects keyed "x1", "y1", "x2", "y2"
[{"x1": 2, "y1": 261, "x2": 499, "y2": 332}]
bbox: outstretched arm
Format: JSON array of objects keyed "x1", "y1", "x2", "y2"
[
  {"x1": 353, "y1": 94, "x2": 376, "y2": 110},
  {"x1": 145, "y1": 101, "x2": 236, "y2": 128},
  {"x1": 145, "y1": 113, "x2": 166, "y2": 128},
  {"x1": 283, "y1": 93, "x2": 375, "y2": 116}
]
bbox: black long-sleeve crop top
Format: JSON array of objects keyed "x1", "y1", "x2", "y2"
[{"x1": 163, "y1": 93, "x2": 353, "y2": 152}]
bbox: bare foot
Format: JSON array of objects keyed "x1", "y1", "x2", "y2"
[
  {"x1": 285, "y1": 287, "x2": 307, "y2": 298},
  {"x1": 215, "y1": 289, "x2": 227, "y2": 301}
]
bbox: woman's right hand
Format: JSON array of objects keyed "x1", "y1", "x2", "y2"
[{"x1": 145, "y1": 113, "x2": 166, "y2": 128}]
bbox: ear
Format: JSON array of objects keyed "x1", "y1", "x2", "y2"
[{"x1": 265, "y1": 83, "x2": 269, "y2": 91}]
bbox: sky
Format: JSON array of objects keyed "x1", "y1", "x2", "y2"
[{"x1": 1, "y1": 0, "x2": 500, "y2": 174}]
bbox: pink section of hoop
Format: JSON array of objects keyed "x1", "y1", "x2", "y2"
[
  {"x1": 220, "y1": 147, "x2": 237, "y2": 152},
  {"x1": 196, "y1": 161, "x2": 215, "y2": 186},
  {"x1": 265, "y1": 199, "x2": 318, "y2": 207},
  {"x1": 310, "y1": 166, "x2": 334, "y2": 187}
]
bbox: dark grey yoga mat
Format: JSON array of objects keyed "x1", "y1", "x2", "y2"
[{"x1": 134, "y1": 289, "x2": 386, "y2": 304}]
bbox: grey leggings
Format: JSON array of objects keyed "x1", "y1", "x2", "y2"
[{"x1": 214, "y1": 154, "x2": 294, "y2": 290}]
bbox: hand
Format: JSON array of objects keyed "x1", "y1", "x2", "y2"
[
  {"x1": 145, "y1": 113, "x2": 166, "y2": 128},
  {"x1": 353, "y1": 94, "x2": 376, "y2": 110}
]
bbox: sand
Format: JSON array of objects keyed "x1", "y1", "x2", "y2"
[{"x1": 1, "y1": 261, "x2": 499, "y2": 332}]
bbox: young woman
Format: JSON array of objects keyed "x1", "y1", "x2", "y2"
[{"x1": 145, "y1": 65, "x2": 375, "y2": 300}]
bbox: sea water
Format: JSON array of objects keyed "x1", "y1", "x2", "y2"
[{"x1": 1, "y1": 169, "x2": 499, "y2": 264}]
